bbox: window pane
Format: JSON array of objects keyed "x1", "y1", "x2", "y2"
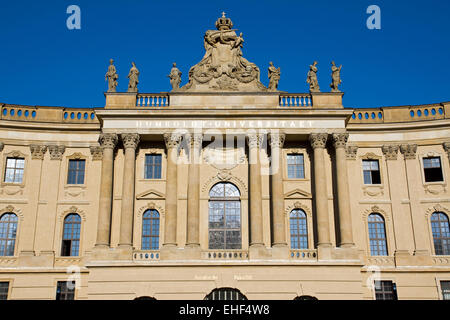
[{"x1": 145, "y1": 154, "x2": 162, "y2": 179}]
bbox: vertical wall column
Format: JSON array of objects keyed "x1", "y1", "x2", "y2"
[
  {"x1": 332, "y1": 133, "x2": 354, "y2": 247},
  {"x1": 118, "y1": 133, "x2": 140, "y2": 248},
  {"x1": 95, "y1": 134, "x2": 118, "y2": 247},
  {"x1": 269, "y1": 132, "x2": 287, "y2": 247},
  {"x1": 309, "y1": 133, "x2": 332, "y2": 249},
  {"x1": 163, "y1": 132, "x2": 182, "y2": 247},
  {"x1": 247, "y1": 133, "x2": 264, "y2": 247},
  {"x1": 186, "y1": 133, "x2": 203, "y2": 247}
]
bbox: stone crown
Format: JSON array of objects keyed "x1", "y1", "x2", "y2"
[{"x1": 215, "y1": 12, "x2": 233, "y2": 31}]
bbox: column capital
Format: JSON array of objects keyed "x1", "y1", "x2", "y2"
[
  {"x1": 99, "y1": 133, "x2": 118, "y2": 149},
  {"x1": 332, "y1": 133, "x2": 349, "y2": 149},
  {"x1": 30, "y1": 144, "x2": 47, "y2": 160},
  {"x1": 121, "y1": 133, "x2": 140, "y2": 150},
  {"x1": 309, "y1": 133, "x2": 328, "y2": 149},
  {"x1": 246, "y1": 133, "x2": 264, "y2": 149},
  {"x1": 382, "y1": 144, "x2": 399, "y2": 160},
  {"x1": 443, "y1": 142, "x2": 450, "y2": 161},
  {"x1": 90, "y1": 146, "x2": 104, "y2": 161},
  {"x1": 346, "y1": 145, "x2": 358, "y2": 160},
  {"x1": 47, "y1": 145, "x2": 65, "y2": 160},
  {"x1": 164, "y1": 132, "x2": 182, "y2": 149},
  {"x1": 187, "y1": 133, "x2": 203, "y2": 149},
  {"x1": 269, "y1": 132, "x2": 285, "y2": 148},
  {"x1": 400, "y1": 144, "x2": 418, "y2": 160}
]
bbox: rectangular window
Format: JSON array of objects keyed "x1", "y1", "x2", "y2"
[
  {"x1": 4, "y1": 157, "x2": 25, "y2": 184},
  {"x1": 0, "y1": 282, "x2": 9, "y2": 300},
  {"x1": 441, "y1": 281, "x2": 450, "y2": 300},
  {"x1": 56, "y1": 281, "x2": 75, "y2": 300},
  {"x1": 363, "y1": 160, "x2": 381, "y2": 184},
  {"x1": 423, "y1": 157, "x2": 444, "y2": 182},
  {"x1": 374, "y1": 281, "x2": 397, "y2": 300},
  {"x1": 67, "y1": 159, "x2": 85, "y2": 185},
  {"x1": 287, "y1": 154, "x2": 305, "y2": 179},
  {"x1": 144, "y1": 154, "x2": 162, "y2": 179}
]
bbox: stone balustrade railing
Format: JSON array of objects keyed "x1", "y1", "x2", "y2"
[
  {"x1": 289, "y1": 249, "x2": 317, "y2": 260},
  {"x1": 279, "y1": 93, "x2": 312, "y2": 107},
  {"x1": 133, "y1": 250, "x2": 160, "y2": 261},
  {"x1": 202, "y1": 250, "x2": 248, "y2": 260},
  {"x1": 349, "y1": 102, "x2": 449, "y2": 124},
  {"x1": 136, "y1": 94, "x2": 170, "y2": 107},
  {"x1": 1, "y1": 104, "x2": 99, "y2": 124}
]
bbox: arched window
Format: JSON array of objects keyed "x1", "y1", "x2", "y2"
[
  {"x1": 134, "y1": 296, "x2": 157, "y2": 300},
  {"x1": 0, "y1": 213, "x2": 18, "y2": 256},
  {"x1": 368, "y1": 213, "x2": 388, "y2": 256},
  {"x1": 431, "y1": 212, "x2": 450, "y2": 255},
  {"x1": 142, "y1": 209, "x2": 160, "y2": 250},
  {"x1": 204, "y1": 288, "x2": 247, "y2": 300},
  {"x1": 61, "y1": 214, "x2": 81, "y2": 256},
  {"x1": 208, "y1": 182, "x2": 241, "y2": 249},
  {"x1": 294, "y1": 295, "x2": 318, "y2": 300},
  {"x1": 290, "y1": 209, "x2": 308, "y2": 249}
]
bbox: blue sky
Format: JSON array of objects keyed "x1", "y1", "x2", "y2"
[{"x1": 0, "y1": 0, "x2": 449, "y2": 109}]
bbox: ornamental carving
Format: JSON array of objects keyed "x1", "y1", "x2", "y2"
[
  {"x1": 246, "y1": 133, "x2": 264, "y2": 149},
  {"x1": 332, "y1": 133, "x2": 348, "y2": 149},
  {"x1": 399, "y1": 144, "x2": 417, "y2": 160},
  {"x1": 203, "y1": 147, "x2": 246, "y2": 170},
  {"x1": 187, "y1": 133, "x2": 203, "y2": 150},
  {"x1": 180, "y1": 13, "x2": 267, "y2": 92},
  {"x1": 90, "y1": 146, "x2": 103, "y2": 161},
  {"x1": 309, "y1": 133, "x2": 328, "y2": 149},
  {"x1": 30, "y1": 145, "x2": 47, "y2": 160},
  {"x1": 48, "y1": 145, "x2": 65, "y2": 160},
  {"x1": 381, "y1": 145, "x2": 399, "y2": 160},
  {"x1": 164, "y1": 132, "x2": 182, "y2": 149},
  {"x1": 121, "y1": 133, "x2": 140, "y2": 150},
  {"x1": 269, "y1": 133, "x2": 285, "y2": 149},
  {"x1": 98, "y1": 133, "x2": 118, "y2": 149},
  {"x1": 346, "y1": 145, "x2": 358, "y2": 160}
]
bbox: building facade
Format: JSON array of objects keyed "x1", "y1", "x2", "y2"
[{"x1": 0, "y1": 14, "x2": 450, "y2": 300}]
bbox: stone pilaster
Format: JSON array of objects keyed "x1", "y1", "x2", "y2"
[
  {"x1": 247, "y1": 133, "x2": 264, "y2": 248},
  {"x1": 95, "y1": 133, "x2": 118, "y2": 248},
  {"x1": 345, "y1": 145, "x2": 358, "y2": 160},
  {"x1": 90, "y1": 146, "x2": 103, "y2": 161},
  {"x1": 30, "y1": 145, "x2": 47, "y2": 160},
  {"x1": 186, "y1": 133, "x2": 203, "y2": 249},
  {"x1": 269, "y1": 132, "x2": 287, "y2": 250},
  {"x1": 309, "y1": 133, "x2": 332, "y2": 257},
  {"x1": 118, "y1": 133, "x2": 140, "y2": 249},
  {"x1": 382, "y1": 145, "x2": 399, "y2": 160},
  {"x1": 332, "y1": 133, "x2": 354, "y2": 248},
  {"x1": 163, "y1": 132, "x2": 182, "y2": 248},
  {"x1": 400, "y1": 144, "x2": 417, "y2": 160},
  {"x1": 48, "y1": 145, "x2": 65, "y2": 160}
]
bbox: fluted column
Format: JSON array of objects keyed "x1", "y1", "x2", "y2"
[
  {"x1": 247, "y1": 133, "x2": 264, "y2": 247},
  {"x1": 163, "y1": 132, "x2": 182, "y2": 247},
  {"x1": 270, "y1": 132, "x2": 287, "y2": 247},
  {"x1": 186, "y1": 133, "x2": 203, "y2": 247},
  {"x1": 332, "y1": 133, "x2": 354, "y2": 247},
  {"x1": 309, "y1": 133, "x2": 331, "y2": 248},
  {"x1": 118, "y1": 133, "x2": 140, "y2": 247},
  {"x1": 95, "y1": 133, "x2": 118, "y2": 247}
]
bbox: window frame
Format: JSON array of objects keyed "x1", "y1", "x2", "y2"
[
  {"x1": 208, "y1": 182, "x2": 242, "y2": 250},
  {"x1": 1, "y1": 150, "x2": 28, "y2": 187},
  {"x1": 55, "y1": 280, "x2": 76, "y2": 300},
  {"x1": 144, "y1": 153, "x2": 163, "y2": 180},
  {"x1": 0, "y1": 281, "x2": 10, "y2": 300},
  {"x1": 66, "y1": 159, "x2": 86, "y2": 185},
  {"x1": 367, "y1": 213, "x2": 388, "y2": 256},
  {"x1": 64, "y1": 153, "x2": 88, "y2": 188},
  {"x1": 419, "y1": 153, "x2": 446, "y2": 186},
  {"x1": 60, "y1": 213, "x2": 82, "y2": 257},
  {"x1": 0, "y1": 213, "x2": 19, "y2": 257},
  {"x1": 289, "y1": 209, "x2": 308, "y2": 249},
  {"x1": 141, "y1": 209, "x2": 160, "y2": 250},
  {"x1": 430, "y1": 212, "x2": 450, "y2": 256},
  {"x1": 362, "y1": 159, "x2": 382, "y2": 185},
  {"x1": 283, "y1": 149, "x2": 309, "y2": 181},
  {"x1": 422, "y1": 156, "x2": 444, "y2": 183},
  {"x1": 286, "y1": 153, "x2": 305, "y2": 180},
  {"x1": 374, "y1": 280, "x2": 398, "y2": 300}
]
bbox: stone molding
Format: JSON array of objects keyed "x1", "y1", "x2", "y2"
[
  {"x1": 400, "y1": 144, "x2": 418, "y2": 160},
  {"x1": 30, "y1": 145, "x2": 47, "y2": 160},
  {"x1": 98, "y1": 133, "x2": 118, "y2": 149},
  {"x1": 381, "y1": 145, "x2": 399, "y2": 161},
  {"x1": 59, "y1": 206, "x2": 87, "y2": 222},
  {"x1": 309, "y1": 133, "x2": 328, "y2": 149},
  {"x1": 332, "y1": 133, "x2": 348, "y2": 149},
  {"x1": 121, "y1": 133, "x2": 140, "y2": 150},
  {"x1": 0, "y1": 205, "x2": 24, "y2": 221},
  {"x1": 48, "y1": 145, "x2": 65, "y2": 160},
  {"x1": 346, "y1": 145, "x2": 358, "y2": 160}
]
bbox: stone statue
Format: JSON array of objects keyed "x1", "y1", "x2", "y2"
[
  {"x1": 127, "y1": 62, "x2": 140, "y2": 93},
  {"x1": 307, "y1": 61, "x2": 320, "y2": 93},
  {"x1": 268, "y1": 62, "x2": 281, "y2": 91},
  {"x1": 330, "y1": 61, "x2": 342, "y2": 92},
  {"x1": 168, "y1": 63, "x2": 182, "y2": 91},
  {"x1": 105, "y1": 59, "x2": 118, "y2": 92},
  {"x1": 181, "y1": 13, "x2": 267, "y2": 92}
]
